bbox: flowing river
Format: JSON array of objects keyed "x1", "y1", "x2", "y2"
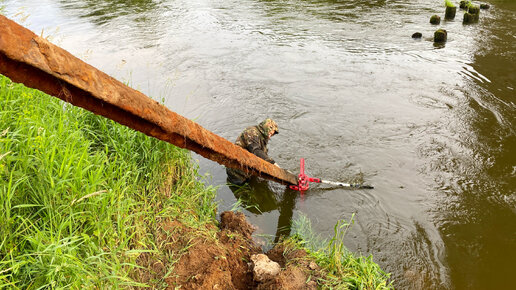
[{"x1": 2, "y1": 0, "x2": 515, "y2": 288}]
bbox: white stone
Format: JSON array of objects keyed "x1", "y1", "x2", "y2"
[
  {"x1": 309, "y1": 261, "x2": 318, "y2": 270},
  {"x1": 251, "y1": 254, "x2": 281, "y2": 282}
]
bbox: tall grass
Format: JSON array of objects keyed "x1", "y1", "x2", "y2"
[
  {"x1": 290, "y1": 214, "x2": 393, "y2": 289},
  {"x1": 0, "y1": 75, "x2": 217, "y2": 288}
]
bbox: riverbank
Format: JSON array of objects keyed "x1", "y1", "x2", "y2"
[{"x1": 0, "y1": 75, "x2": 391, "y2": 288}]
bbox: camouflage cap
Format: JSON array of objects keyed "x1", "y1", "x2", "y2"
[{"x1": 259, "y1": 118, "x2": 279, "y2": 136}]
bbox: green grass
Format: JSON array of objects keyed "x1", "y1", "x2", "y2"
[
  {"x1": 0, "y1": 74, "x2": 217, "y2": 288},
  {"x1": 445, "y1": 0, "x2": 455, "y2": 8},
  {"x1": 289, "y1": 214, "x2": 393, "y2": 289}
]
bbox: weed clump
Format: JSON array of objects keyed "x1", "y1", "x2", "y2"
[
  {"x1": 285, "y1": 214, "x2": 393, "y2": 289},
  {"x1": 460, "y1": 1, "x2": 471, "y2": 9}
]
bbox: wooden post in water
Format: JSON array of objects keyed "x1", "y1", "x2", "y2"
[{"x1": 0, "y1": 15, "x2": 297, "y2": 186}]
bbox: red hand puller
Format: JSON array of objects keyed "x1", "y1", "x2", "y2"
[{"x1": 289, "y1": 158, "x2": 320, "y2": 191}]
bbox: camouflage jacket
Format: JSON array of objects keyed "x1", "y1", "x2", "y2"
[{"x1": 235, "y1": 125, "x2": 275, "y2": 164}]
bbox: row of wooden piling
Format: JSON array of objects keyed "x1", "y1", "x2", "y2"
[{"x1": 412, "y1": 1, "x2": 490, "y2": 44}]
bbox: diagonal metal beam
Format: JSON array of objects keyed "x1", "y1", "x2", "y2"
[{"x1": 0, "y1": 15, "x2": 297, "y2": 185}]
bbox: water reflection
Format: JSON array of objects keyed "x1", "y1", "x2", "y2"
[
  {"x1": 229, "y1": 178, "x2": 297, "y2": 243},
  {"x1": 422, "y1": 2, "x2": 516, "y2": 289},
  {"x1": 58, "y1": 0, "x2": 163, "y2": 25}
]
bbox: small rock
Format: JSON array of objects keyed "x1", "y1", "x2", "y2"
[
  {"x1": 430, "y1": 14, "x2": 441, "y2": 25},
  {"x1": 309, "y1": 261, "x2": 319, "y2": 270},
  {"x1": 307, "y1": 280, "x2": 317, "y2": 288},
  {"x1": 411, "y1": 32, "x2": 422, "y2": 39},
  {"x1": 434, "y1": 29, "x2": 447, "y2": 43},
  {"x1": 251, "y1": 254, "x2": 281, "y2": 282},
  {"x1": 480, "y1": 3, "x2": 490, "y2": 9}
]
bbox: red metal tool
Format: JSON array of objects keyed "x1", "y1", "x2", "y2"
[
  {"x1": 289, "y1": 158, "x2": 374, "y2": 191},
  {"x1": 289, "y1": 158, "x2": 320, "y2": 191}
]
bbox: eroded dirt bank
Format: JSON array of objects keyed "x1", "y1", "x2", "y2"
[{"x1": 135, "y1": 211, "x2": 322, "y2": 289}]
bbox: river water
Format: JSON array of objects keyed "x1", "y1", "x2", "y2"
[{"x1": 2, "y1": 0, "x2": 515, "y2": 288}]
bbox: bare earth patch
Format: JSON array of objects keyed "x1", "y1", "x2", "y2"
[{"x1": 136, "y1": 211, "x2": 323, "y2": 289}]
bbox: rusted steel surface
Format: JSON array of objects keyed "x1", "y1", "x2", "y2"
[{"x1": 0, "y1": 15, "x2": 297, "y2": 185}]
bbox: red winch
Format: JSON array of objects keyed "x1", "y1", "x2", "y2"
[{"x1": 289, "y1": 158, "x2": 374, "y2": 191}]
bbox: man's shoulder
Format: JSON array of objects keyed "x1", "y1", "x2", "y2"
[
  {"x1": 243, "y1": 126, "x2": 259, "y2": 134},
  {"x1": 241, "y1": 126, "x2": 261, "y2": 139}
]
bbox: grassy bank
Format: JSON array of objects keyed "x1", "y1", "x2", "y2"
[{"x1": 0, "y1": 75, "x2": 217, "y2": 288}]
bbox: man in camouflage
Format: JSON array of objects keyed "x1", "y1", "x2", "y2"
[{"x1": 226, "y1": 118, "x2": 280, "y2": 185}]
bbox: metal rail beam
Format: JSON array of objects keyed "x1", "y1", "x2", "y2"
[{"x1": 0, "y1": 15, "x2": 297, "y2": 185}]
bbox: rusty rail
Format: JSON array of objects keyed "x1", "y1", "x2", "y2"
[{"x1": 0, "y1": 15, "x2": 297, "y2": 185}]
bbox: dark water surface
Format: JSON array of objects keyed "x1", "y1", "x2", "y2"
[{"x1": 2, "y1": 0, "x2": 515, "y2": 288}]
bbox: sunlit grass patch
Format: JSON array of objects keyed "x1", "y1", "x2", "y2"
[
  {"x1": 444, "y1": 0, "x2": 455, "y2": 8},
  {"x1": 289, "y1": 214, "x2": 393, "y2": 289},
  {"x1": 0, "y1": 75, "x2": 217, "y2": 288}
]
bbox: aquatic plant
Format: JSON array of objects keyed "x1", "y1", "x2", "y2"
[{"x1": 444, "y1": 0, "x2": 455, "y2": 8}]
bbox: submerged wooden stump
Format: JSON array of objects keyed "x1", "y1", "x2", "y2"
[
  {"x1": 463, "y1": 5, "x2": 480, "y2": 24},
  {"x1": 445, "y1": 6, "x2": 457, "y2": 20},
  {"x1": 434, "y1": 29, "x2": 447, "y2": 43},
  {"x1": 412, "y1": 32, "x2": 422, "y2": 39},
  {"x1": 430, "y1": 15, "x2": 441, "y2": 24},
  {"x1": 469, "y1": 5, "x2": 480, "y2": 21},
  {"x1": 480, "y1": 4, "x2": 490, "y2": 9},
  {"x1": 463, "y1": 12, "x2": 475, "y2": 24}
]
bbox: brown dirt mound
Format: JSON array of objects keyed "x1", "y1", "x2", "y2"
[
  {"x1": 263, "y1": 243, "x2": 320, "y2": 289},
  {"x1": 257, "y1": 266, "x2": 316, "y2": 290},
  {"x1": 220, "y1": 211, "x2": 256, "y2": 240},
  {"x1": 136, "y1": 211, "x2": 322, "y2": 289}
]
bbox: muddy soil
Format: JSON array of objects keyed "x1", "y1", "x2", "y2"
[{"x1": 136, "y1": 211, "x2": 322, "y2": 289}]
